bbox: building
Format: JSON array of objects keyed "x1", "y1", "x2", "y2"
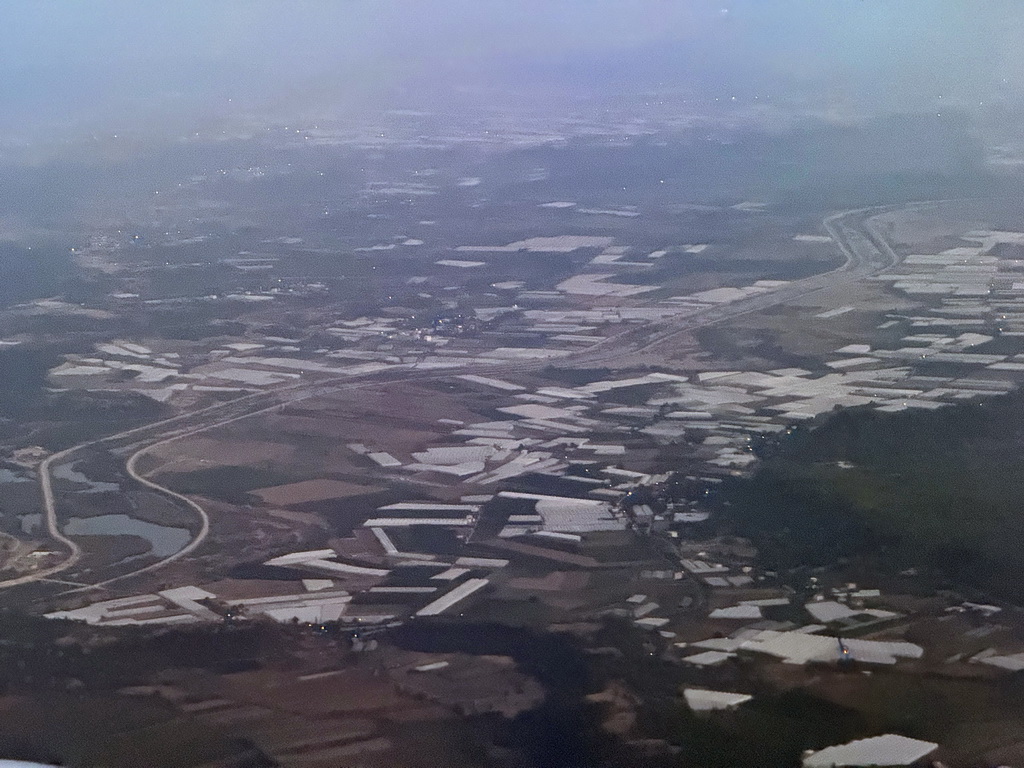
[{"x1": 802, "y1": 734, "x2": 938, "y2": 768}]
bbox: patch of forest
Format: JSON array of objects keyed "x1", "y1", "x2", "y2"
[{"x1": 721, "y1": 388, "x2": 1024, "y2": 601}]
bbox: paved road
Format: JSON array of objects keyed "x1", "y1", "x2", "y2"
[
  {"x1": 0, "y1": 446, "x2": 85, "y2": 589},
  {"x1": 1, "y1": 203, "x2": 915, "y2": 593}
]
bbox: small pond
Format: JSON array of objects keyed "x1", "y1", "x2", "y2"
[
  {"x1": 52, "y1": 463, "x2": 120, "y2": 494},
  {"x1": 19, "y1": 513, "x2": 41, "y2": 534},
  {"x1": 64, "y1": 514, "x2": 191, "y2": 559},
  {"x1": 0, "y1": 468, "x2": 30, "y2": 484}
]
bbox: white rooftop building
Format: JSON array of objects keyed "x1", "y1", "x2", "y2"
[
  {"x1": 802, "y1": 734, "x2": 938, "y2": 767},
  {"x1": 683, "y1": 688, "x2": 753, "y2": 711}
]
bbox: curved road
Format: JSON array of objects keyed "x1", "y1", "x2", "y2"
[
  {"x1": 0, "y1": 447, "x2": 85, "y2": 589},
  {"x1": 2, "y1": 203, "x2": 917, "y2": 593}
]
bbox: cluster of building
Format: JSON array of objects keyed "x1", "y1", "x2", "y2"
[{"x1": 39, "y1": 233, "x2": 795, "y2": 409}]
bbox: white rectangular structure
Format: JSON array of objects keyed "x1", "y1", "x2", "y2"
[
  {"x1": 368, "y1": 452, "x2": 403, "y2": 467},
  {"x1": 684, "y1": 689, "x2": 753, "y2": 711},
  {"x1": 415, "y1": 578, "x2": 489, "y2": 616},
  {"x1": 363, "y1": 517, "x2": 474, "y2": 527},
  {"x1": 265, "y1": 549, "x2": 336, "y2": 566},
  {"x1": 458, "y1": 375, "x2": 525, "y2": 392},
  {"x1": 379, "y1": 503, "x2": 480, "y2": 512},
  {"x1": 802, "y1": 735, "x2": 938, "y2": 767}
]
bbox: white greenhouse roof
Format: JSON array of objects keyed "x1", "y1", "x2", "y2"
[
  {"x1": 802, "y1": 734, "x2": 938, "y2": 767},
  {"x1": 683, "y1": 688, "x2": 753, "y2": 711}
]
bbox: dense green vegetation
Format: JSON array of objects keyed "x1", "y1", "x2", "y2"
[{"x1": 722, "y1": 389, "x2": 1024, "y2": 600}]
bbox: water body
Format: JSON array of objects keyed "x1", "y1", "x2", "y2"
[
  {"x1": 0, "y1": 468, "x2": 30, "y2": 483},
  {"x1": 52, "y1": 462, "x2": 120, "y2": 494},
  {"x1": 64, "y1": 515, "x2": 191, "y2": 559},
  {"x1": 19, "y1": 513, "x2": 41, "y2": 534}
]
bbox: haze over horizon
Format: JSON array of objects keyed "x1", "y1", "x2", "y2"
[{"x1": 3, "y1": 1, "x2": 1024, "y2": 138}]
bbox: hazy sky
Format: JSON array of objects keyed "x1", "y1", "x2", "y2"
[{"x1": 2, "y1": 1, "x2": 1024, "y2": 134}]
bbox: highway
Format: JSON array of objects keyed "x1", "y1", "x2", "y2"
[{"x1": 0, "y1": 203, "x2": 916, "y2": 593}]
